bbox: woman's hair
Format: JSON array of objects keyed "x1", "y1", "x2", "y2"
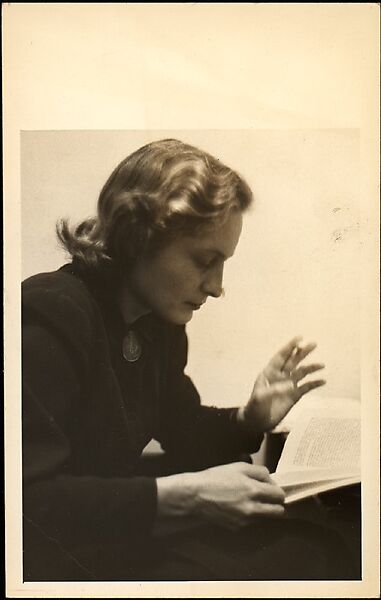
[{"x1": 56, "y1": 139, "x2": 253, "y2": 272}]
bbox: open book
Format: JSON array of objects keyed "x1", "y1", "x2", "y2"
[{"x1": 267, "y1": 396, "x2": 361, "y2": 504}]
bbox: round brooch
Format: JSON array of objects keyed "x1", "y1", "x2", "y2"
[{"x1": 122, "y1": 330, "x2": 142, "y2": 362}]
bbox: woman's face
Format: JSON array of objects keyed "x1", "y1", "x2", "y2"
[{"x1": 125, "y1": 209, "x2": 243, "y2": 325}]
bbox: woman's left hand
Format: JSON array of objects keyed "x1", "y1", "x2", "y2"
[{"x1": 239, "y1": 337, "x2": 326, "y2": 433}]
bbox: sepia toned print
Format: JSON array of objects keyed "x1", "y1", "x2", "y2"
[
  {"x1": 4, "y1": 4, "x2": 379, "y2": 598},
  {"x1": 21, "y1": 134, "x2": 360, "y2": 582}
]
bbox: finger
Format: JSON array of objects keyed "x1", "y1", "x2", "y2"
[
  {"x1": 251, "y1": 503, "x2": 286, "y2": 517},
  {"x1": 268, "y1": 337, "x2": 303, "y2": 370},
  {"x1": 251, "y1": 481, "x2": 286, "y2": 504},
  {"x1": 283, "y1": 342, "x2": 317, "y2": 373},
  {"x1": 227, "y1": 505, "x2": 285, "y2": 531},
  {"x1": 244, "y1": 465, "x2": 271, "y2": 482},
  {"x1": 292, "y1": 363, "x2": 325, "y2": 383},
  {"x1": 296, "y1": 379, "x2": 326, "y2": 400}
]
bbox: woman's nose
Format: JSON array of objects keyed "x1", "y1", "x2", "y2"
[{"x1": 202, "y1": 264, "x2": 224, "y2": 298}]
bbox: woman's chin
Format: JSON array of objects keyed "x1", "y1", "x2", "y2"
[{"x1": 157, "y1": 307, "x2": 194, "y2": 325}]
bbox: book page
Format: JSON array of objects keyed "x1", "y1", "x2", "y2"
[
  {"x1": 271, "y1": 394, "x2": 360, "y2": 433},
  {"x1": 275, "y1": 476, "x2": 360, "y2": 504},
  {"x1": 273, "y1": 467, "x2": 359, "y2": 487},
  {"x1": 275, "y1": 413, "x2": 360, "y2": 475}
]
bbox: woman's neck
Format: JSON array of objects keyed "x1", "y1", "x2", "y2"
[{"x1": 117, "y1": 280, "x2": 151, "y2": 327}]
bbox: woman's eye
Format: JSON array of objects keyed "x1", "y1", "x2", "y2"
[{"x1": 195, "y1": 257, "x2": 214, "y2": 269}]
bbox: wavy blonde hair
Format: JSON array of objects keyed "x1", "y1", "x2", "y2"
[{"x1": 56, "y1": 139, "x2": 253, "y2": 271}]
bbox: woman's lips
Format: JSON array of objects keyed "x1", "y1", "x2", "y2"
[{"x1": 186, "y1": 301, "x2": 204, "y2": 310}]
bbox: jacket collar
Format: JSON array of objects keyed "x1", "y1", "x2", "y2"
[{"x1": 59, "y1": 261, "x2": 159, "y2": 344}]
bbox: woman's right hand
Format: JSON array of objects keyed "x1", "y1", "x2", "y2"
[{"x1": 155, "y1": 462, "x2": 285, "y2": 534}]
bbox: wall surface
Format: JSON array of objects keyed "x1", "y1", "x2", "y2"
[{"x1": 22, "y1": 129, "x2": 361, "y2": 406}]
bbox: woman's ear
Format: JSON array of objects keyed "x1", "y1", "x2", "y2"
[{"x1": 105, "y1": 198, "x2": 157, "y2": 268}]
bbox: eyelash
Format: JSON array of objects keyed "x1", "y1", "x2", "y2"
[{"x1": 195, "y1": 257, "x2": 217, "y2": 270}]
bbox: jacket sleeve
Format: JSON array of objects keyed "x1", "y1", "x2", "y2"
[
  {"x1": 155, "y1": 325, "x2": 264, "y2": 471},
  {"x1": 22, "y1": 278, "x2": 157, "y2": 561}
]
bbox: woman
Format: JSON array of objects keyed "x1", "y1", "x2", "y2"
[{"x1": 22, "y1": 139, "x2": 354, "y2": 581}]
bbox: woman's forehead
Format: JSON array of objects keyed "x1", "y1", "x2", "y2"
[{"x1": 182, "y1": 211, "x2": 243, "y2": 257}]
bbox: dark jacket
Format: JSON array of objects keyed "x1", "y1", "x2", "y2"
[{"x1": 22, "y1": 263, "x2": 263, "y2": 579}]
